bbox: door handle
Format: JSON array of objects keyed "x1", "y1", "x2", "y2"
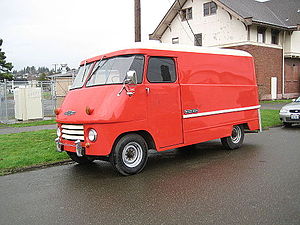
[{"x1": 145, "y1": 87, "x2": 150, "y2": 94}]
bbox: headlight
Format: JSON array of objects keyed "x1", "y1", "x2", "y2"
[
  {"x1": 57, "y1": 127, "x2": 61, "y2": 137},
  {"x1": 88, "y1": 129, "x2": 97, "y2": 142},
  {"x1": 280, "y1": 108, "x2": 288, "y2": 113}
]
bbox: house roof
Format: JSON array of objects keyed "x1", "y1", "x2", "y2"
[
  {"x1": 47, "y1": 70, "x2": 77, "y2": 79},
  {"x1": 219, "y1": 0, "x2": 300, "y2": 28},
  {"x1": 150, "y1": 0, "x2": 300, "y2": 40}
]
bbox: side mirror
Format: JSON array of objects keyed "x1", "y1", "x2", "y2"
[
  {"x1": 117, "y1": 71, "x2": 137, "y2": 97},
  {"x1": 292, "y1": 99, "x2": 296, "y2": 102},
  {"x1": 125, "y1": 70, "x2": 137, "y2": 85}
]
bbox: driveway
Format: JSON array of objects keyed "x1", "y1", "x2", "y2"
[{"x1": 0, "y1": 127, "x2": 299, "y2": 225}]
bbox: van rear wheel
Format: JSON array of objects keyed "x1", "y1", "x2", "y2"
[
  {"x1": 110, "y1": 134, "x2": 148, "y2": 176},
  {"x1": 221, "y1": 125, "x2": 244, "y2": 150}
]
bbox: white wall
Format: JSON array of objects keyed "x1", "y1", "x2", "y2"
[
  {"x1": 282, "y1": 31, "x2": 300, "y2": 57},
  {"x1": 160, "y1": 0, "x2": 248, "y2": 46},
  {"x1": 290, "y1": 31, "x2": 300, "y2": 55}
]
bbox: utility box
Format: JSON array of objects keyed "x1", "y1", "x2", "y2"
[{"x1": 14, "y1": 87, "x2": 43, "y2": 121}]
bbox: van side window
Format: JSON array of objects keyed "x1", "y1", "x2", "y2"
[{"x1": 147, "y1": 57, "x2": 176, "y2": 83}]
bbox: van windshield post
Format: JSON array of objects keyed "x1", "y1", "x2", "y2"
[{"x1": 70, "y1": 63, "x2": 92, "y2": 89}]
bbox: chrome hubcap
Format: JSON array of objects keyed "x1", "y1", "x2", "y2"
[
  {"x1": 122, "y1": 142, "x2": 143, "y2": 168},
  {"x1": 231, "y1": 126, "x2": 242, "y2": 144}
]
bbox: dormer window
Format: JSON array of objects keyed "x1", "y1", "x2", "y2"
[
  {"x1": 257, "y1": 27, "x2": 266, "y2": 43},
  {"x1": 271, "y1": 29, "x2": 280, "y2": 45},
  {"x1": 204, "y1": 2, "x2": 217, "y2": 16},
  {"x1": 181, "y1": 7, "x2": 192, "y2": 21}
]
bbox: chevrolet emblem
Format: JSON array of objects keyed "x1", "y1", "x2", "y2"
[{"x1": 64, "y1": 110, "x2": 76, "y2": 116}]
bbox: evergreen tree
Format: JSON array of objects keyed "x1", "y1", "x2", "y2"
[
  {"x1": 0, "y1": 39, "x2": 13, "y2": 81},
  {"x1": 38, "y1": 72, "x2": 48, "y2": 81}
]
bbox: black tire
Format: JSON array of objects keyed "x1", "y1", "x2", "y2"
[
  {"x1": 221, "y1": 125, "x2": 244, "y2": 150},
  {"x1": 67, "y1": 151, "x2": 95, "y2": 164},
  {"x1": 110, "y1": 134, "x2": 148, "y2": 176},
  {"x1": 283, "y1": 122, "x2": 292, "y2": 127}
]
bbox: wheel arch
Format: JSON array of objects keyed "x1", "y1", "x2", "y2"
[{"x1": 111, "y1": 130, "x2": 157, "y2": 154}]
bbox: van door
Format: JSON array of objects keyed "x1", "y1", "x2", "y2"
[{"x1": 146, "y1": 56, "x2": 183, "y2": 149}]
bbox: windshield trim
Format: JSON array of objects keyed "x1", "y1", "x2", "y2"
[{"x1": 85, "y1": 54, "x2": 145, "y2": 88}]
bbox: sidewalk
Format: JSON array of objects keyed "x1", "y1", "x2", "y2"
[
  {"x1": 260, "y1": 102, "x2": 287, "y2": 110},
  {"x1": 0, "y1": 124, "x2": 56, "y2": 135}
]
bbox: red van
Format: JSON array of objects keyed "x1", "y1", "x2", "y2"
[{"x1": 55, "y1": 44, "x2": 261, "y2": 175}]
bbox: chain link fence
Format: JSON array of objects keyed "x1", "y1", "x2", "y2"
[{"x1": 0, "y1": 79, "x2": 71, "y2": 123}]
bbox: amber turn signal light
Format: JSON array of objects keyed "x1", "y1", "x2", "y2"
[
  {"x1": 54, "y1": 108, "x2": 61, "y2": 115},
  {"x1": 85, "y1": 143, "x2": 91, "y2": 148},
  {"x1": 86, "y1": 106, "x2": 94, "y2": 115}
]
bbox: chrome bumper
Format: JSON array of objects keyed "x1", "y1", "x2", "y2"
[{"x1": 55, "y1": 138, "x2": 85, "y2": 157}]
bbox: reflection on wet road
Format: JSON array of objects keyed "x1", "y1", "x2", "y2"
[{"x1": 0, "y1": 127, "x2": 300, "y2": 225}]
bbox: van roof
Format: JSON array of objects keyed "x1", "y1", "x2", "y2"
[
  {"x1": 126, "y1": 43, "x2": 252, "y2": 57},
  {"x1": 81, "y1": 43, "x2": 252, "y2": 65}
]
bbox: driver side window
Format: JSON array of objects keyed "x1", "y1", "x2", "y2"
[{"x1": 147, "y1": 57, "x2": 176, "y2": 83}]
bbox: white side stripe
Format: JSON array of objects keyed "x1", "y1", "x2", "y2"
[{"x1": 183, "y1": 105, "x2": 261, "y2": 119}]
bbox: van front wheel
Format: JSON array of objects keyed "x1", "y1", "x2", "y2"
[
  {"x1": 110, "y1": 134, "x2": 148, "y2": 176},
  {"x1": 221, "y1": 125, "x2": 244, "y2": 150}
]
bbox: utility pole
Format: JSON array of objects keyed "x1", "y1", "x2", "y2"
[
  {"x1": 134, "y1": 0, "x2": 141, "y2": 42},
  {"x1": 52, "y1": 64, "x2": 59, "y2": 73}
]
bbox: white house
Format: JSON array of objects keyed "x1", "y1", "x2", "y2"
[{"x1": 150, "y1": 0, "x2": 300, "y2": 100}]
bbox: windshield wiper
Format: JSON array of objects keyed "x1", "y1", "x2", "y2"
[{"x1": 90, "y1": 56, "x2": 107, "y2": 77}]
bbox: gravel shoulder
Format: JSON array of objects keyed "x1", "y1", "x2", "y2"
[{"x1": 0, "y1": 124, "x2": 56, "y2": 134}]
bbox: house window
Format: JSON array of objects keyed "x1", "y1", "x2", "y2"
[
  {"x1": 257, "y1": 27, "x2": 266, "y2": 43},
  {"x1": 194, "y1": 33, "x2": 202, "y2": 46},
  {"x1": 203, "y1": 2, "x2": 217, "y2": 16},
  {"x1": 172, "y1": 37, "x2": 179, "y2": 44},
  {"x1": 181, "y1": 7, "x2": 192, "y2": 21},
  {"x1": 271, "y1": 29, "x2": 280, "y2": 45}
]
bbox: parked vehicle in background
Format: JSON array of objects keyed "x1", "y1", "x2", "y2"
[
  {"x1": 55, "y1": 44, "x2": 261, "y2": 175},
  {"x1": 279, "y1": 97, "x2": 300, "y2": 127}
]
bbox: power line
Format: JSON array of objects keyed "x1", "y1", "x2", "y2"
[
  {"x1": 167, "y1": 0, "x2": 194, "y2": 43},
  {"x1": 176, "y1": 0, "x2": 201, "y2": 46}
]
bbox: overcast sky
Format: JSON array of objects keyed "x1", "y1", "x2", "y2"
[{"x1": 0, "y1": 0, "x2": 173, "y2": 70}]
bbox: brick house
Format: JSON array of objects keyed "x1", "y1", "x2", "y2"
[{"x1": 149, "y1": 0, "x2": 300, "y2": 100}]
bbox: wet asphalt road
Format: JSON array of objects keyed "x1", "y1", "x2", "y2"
[{"x1": 1, "y1": 127, "x2": 300, "y2": 225}]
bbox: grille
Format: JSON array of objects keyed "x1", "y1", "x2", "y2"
[
  {"x1": 290, "y1": 109, "x2": 300, "y2": 113},
  {"x1": 61, "y1": 124, "x2": 84, "y2": 141},
  {"x1": 286, "y1": 118, "x2": 300, "y2": 122}
]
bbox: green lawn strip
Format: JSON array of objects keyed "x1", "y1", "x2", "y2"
[
  {"x1": 260, "y1": 99, "x2": 292, "y2": 104},
  {"x1": 0, "y1": 119, "x2": 56, "y2": 128},
  {"x1": 260, "y1": 109, "x2": 282, "y2": 128},
  {"x1": 0, "y1": 129, "x2": 68, "y2": 175}
]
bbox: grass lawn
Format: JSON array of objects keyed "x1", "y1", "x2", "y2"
[
  {"x1": 260, "y1": 99, "x2": 292, "y2": 104},
  {"x1": 0, "y1": 119, "x2": 56, "y2": 128},
  {"x1": 0, "y1": 129, "x2": 68, "y2": 175},
  {"x1": 260, "y1": 109, "x2": 282, "y2": 128}
]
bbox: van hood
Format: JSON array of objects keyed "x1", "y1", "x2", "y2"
[{"x1": 56, "y1": 85, "x2": 146, "y2": 124}]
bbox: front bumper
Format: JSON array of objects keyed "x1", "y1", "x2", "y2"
[
  {"x1": 279, "y1": 112, "x2": 300, "y2": 124},
  {"x1": 55, "y1": 138, "x2": 85, "y2": 157}
]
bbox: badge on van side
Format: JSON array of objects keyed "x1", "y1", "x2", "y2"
[
  {"x1": 64, "y1": 111, "x2": 76, "y2": 116},
  {"x1": 184, "y1": 109, "x2": 199, "y2": 114}
]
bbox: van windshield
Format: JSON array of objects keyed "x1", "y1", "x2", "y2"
[
  {"x1": 86, "y1": 55, "x2": 144, "y2": 87},
  {"x1": 70, "y1": 63, "x2": 92, "y2": 89}
]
